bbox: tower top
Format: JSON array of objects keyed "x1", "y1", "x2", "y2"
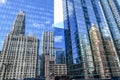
[
  {"x1": 19, "y1": 10, "x2": 25, "y2": 15},
  {"x1": 90, "y1": 23, "x2": 98, "y2": 31},
  {"x1": 92, "y1": 23, "x2": 95, "y2": 27},
  {"x1": 10, "y1": 11, "x2": 25, "y2": 36}
]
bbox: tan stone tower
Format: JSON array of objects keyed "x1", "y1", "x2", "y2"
[
  {"x1": 89, "y1": 24, "x2": 110, "y2": 79},
  {"x1": 0, "y1": 11, "x2": 39, "y2": 79}
]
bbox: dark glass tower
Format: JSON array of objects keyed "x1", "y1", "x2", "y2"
[{"x1": 63, "y1": 0, "x2": 120, "y2": 79}]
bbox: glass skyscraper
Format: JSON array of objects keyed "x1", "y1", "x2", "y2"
[
  {"x1": 99, "y1": 0, "x2": 120, "y2": 61},
  {"x1": 63, "y1": 0, "x2": 120, "y2": 79},
  {"x1": 55, "y1": 50, "x2": 65, "y2": 64}
]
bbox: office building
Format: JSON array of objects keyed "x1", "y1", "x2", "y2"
[
  {"x1": 0, "y1": 11, "x2": 39, "y2": 79},
  {"x1": 103, "y1": 37, "x2": 120, "y2": 77},
  {"x1": 63, "y1": 0, "x2": 120, "y2": 79},
  {"x1": 55, "y1": 50, "x2": 65, "y2": 64},
  {"x1": 44, "y1": 55, "x2": 55, "y2": 80},
  {"x1": 54, "y1": 27, "x2": 66, "y2": 64},
  {"x1": 41, "y1": 31, "x2": 54, "y2": 59},
  {"x1": 55, "y1": 48, "x2": 65, "y2": 64},
  {"x1": 99, "y1": 0, "x2": 120, "y2": 61},
  {"x1": 40, "y1": 54, "x2": 55, "y2": 80},
  {"x1": 54, "y1": 64, "x2": 67, "y2": 77},
  {"x1": 89, "y1": 24, "x2": 110, "y2": 78},
  {"x1": 40, "y1": 31, "x2": 55, "y2": 80}
]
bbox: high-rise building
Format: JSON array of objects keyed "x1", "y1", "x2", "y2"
[
  {"x1": 55, "y1": 49, "x2": 65, "y2": 64},
  {"x1": 41, "y1": 31, "x2": 54, "y2": 59},
  {"x1": 107, "y1": 0, "x2": 120, "y2": 31},
  {"x1": 44, "y1": 55, "x2": 54, "y2": 80},
  {"x1": 10, "y1": 11, "x2": 25, "y2": 36},
  {"x1": 99, "y1": 0, "x2": 120, "y2": 61},
  {"x1": 40, "y1": 31, "x2": 55, "y2": 80},
  {"x1": 54, "y1": 27, "x2": 66, "y2": 64},
  {"x1": 0, "y1": 1, "x2": 54, "y2": 78},
  {"x1": 63, "y1": 0, "x2": 120, "y2": 79},
  {"x1": 0, "y1": 0, "x2": 54, "y2": 53},
  {"x1": 0, "y1": 11, "x2": 39, "y2": 79},
  {"x1": 54, "y1": 64, "x2": 67, "y2": 77},
  {"x1": 89, "y1": 24, "x2": 110, "y2": 78}
]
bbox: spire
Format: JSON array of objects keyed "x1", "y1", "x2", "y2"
[
  {"x1": 19, "y1": 10, "x2": 25, "y2": 15},
  {"x1": 90, "y1": 23, "x2": 98, "y2": 31},
  {"x1": 10, "y1": 11, "x2": 25, "y2": 36}
]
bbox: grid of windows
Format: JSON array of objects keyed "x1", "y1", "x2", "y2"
[
  {"x1": 0, "y1": 0, "x2": 54, "y2": 79},
  {"x1": 63, "y1": 0, "x2": 120, "y2": 79}
]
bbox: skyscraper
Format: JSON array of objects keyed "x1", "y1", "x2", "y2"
[
  {"x1": 55, "y1": 48, "x2": 65, "y2": 64},
  {"x1": 63, "y1": 0, "x2": 120, "y2": 79},
  {"x1": 99, "y1": 0, "x2": 120, "y2": 61},
  {"x1": 107, "y1": 0, "x2": 120, "y2": 31},
  {"x1": 89, "y1": 24, "x2": 110, "y2": 78},
  {"x1": 54, "y1": 27, "x2": 66, "y2": 64},
  {"x1": 0, "y1": 11, "x2": 39, "y2": 79},
  {"x1": 63, "y1": 0, "x2": 96, "y2": 79},
  {"x1": 40, "y1": 31, "x2": 55, "y2": 80},
  {"x1": 10, "y1": 11, "x2": 25, "y2": 35},
  {"x1": 0, "y1": 0, "x2": 54, "y2": 52},
  {"x1": 41, "y1": 31, "x2": 54, "y2": 59}
]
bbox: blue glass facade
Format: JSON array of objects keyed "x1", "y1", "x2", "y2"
[
  {"x1": 115, "y1": 0, "x2": 120, "y2": 15},
  {"x1": 55, "y1": 50, "x2": 65, "y2": 64},
  {"x1": 107, "y1": 0, "x2": 120, "y2": 31},
  {"x1": 99, "y1": 0, "x2": 120, "y2": 61},
  {"x1": 63, "y1": 0, "x2": 96, "y2": 79},
  {"x1": 63, "y1": 0, "x2": 120, "y2": 79}
]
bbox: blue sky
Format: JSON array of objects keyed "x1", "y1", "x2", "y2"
[{"x1": 54, "y1": 27, "x2": 65, "y2": 50}]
